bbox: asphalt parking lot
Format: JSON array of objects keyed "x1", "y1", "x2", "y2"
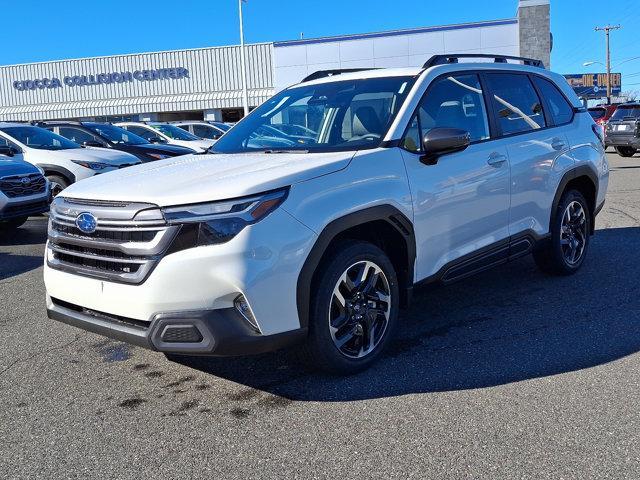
[{"x1": 1, "y1": 152, "x2": 639, "y2": 479}]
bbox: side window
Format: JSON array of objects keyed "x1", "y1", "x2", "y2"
[
  {"x1": 127, "y1": 126, "x2": 155, "y2": 141},
  {"x1": 193, "y1": 124, "x2": 218, "y2": 139},
  {"x1": 58, "y1": 127, "x2": 98, "y2": 145},
  {"x1": 485, "y1": 73, "x2": 546, "y2": 135},
  {"x1": 532, "y1": 77, "x2": 574, "y2": 126},
  {"x1": 402, "y1": 74, "x2": 490, "y2": 151}
]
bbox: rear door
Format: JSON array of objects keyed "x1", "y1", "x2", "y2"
[
  {"x1": 400, "y1": 72, "x2": 511, "y2": 280},
  {"x1": 483, "y1": 72, "x2": 575, "y2": 239}
]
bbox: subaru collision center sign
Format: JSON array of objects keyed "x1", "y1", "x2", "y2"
[
  {"x1": 13, "y1": 67, "x2": 189, "y2": 91},
  {"x1": 564, "y1": 73, "x2": 622, "y2": 99}
]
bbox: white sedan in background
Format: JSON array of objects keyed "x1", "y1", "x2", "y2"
[{"x1": 116, "y1": 122, "x2": 215, "y2": 153}]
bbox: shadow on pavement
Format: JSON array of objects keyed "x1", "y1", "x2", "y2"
[
  {"x1": 173, "y1": 226, "x2": 640, "y2": 401},
  {"x1": 0, "y1": 218, "x2": 48, "y2": 247},
  {"x1": 0, "y1": 253, "x2": 43, "y2": 280}
]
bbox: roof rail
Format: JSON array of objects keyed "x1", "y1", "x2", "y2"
[
  {"x1": 423, "y1": 54, "x2": 545, "y2": 69},
  {"x1": 301, "y1": 68, "x2": 378, "y2": 83}
]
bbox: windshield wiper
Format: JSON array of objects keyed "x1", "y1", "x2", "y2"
[{"x1": 263, "y1": 149, "x2": 309, "y2": 154}]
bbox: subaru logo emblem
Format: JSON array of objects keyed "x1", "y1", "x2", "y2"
[
  {"x1": 75, "y1": 212, "x2": 98, "y2": 234},
  {"x1": 20, "y1": 177, "x2": 31, "y2": 185}
]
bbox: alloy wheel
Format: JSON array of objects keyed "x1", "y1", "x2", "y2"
[
  {"x1": 328, "y1": 260, "x2": 391, "y2": 359},
  {"x1": 560, "y1": 200, "x2": 587, "y2": 265}
]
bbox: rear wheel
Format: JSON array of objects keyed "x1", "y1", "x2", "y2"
[
  {"x1": 534, "y1": 190, "x2": 591, "y2": 276},
  {"x1": 302, "y1": 241, "x2": 399, "y2": 375},
  {"x1": 47, "y1": 175, "x2": 69, "y2": 197},
  {"x1": 0, "y1": 216, "x2": 28, "y2": 232},
  {"x1": 615, "y1": 146, "x2": 637, "y2": 157}
]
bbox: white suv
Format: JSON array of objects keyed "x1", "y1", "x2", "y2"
[
  {"x1": 44, "y1": 55, "x2": 609, "y2": 374},
  {"x1": 0, "y1": 123, "x2": 140, "y2": 196}
]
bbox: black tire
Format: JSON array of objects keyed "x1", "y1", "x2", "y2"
[
  {"x1": 0, "y1": 216, "x2": 28, "y2": 232},
  {"x1": 47, "y1": 174, "x2": 70, "y2": 197},
  {"x1": 533, "y1": 189, "x2": 591, "y2": 276},
  {"x1": 301, "y1": 240, "x2": 400, "y2": 375},
  {"x1": 615, "y1": 146, "x2": 637, "y2": 158}
]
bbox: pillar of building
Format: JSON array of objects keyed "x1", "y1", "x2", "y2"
[
  {"x1": 518, "y1": 0, "x2": 551, "y2": 68},
  {"x1": 203, "y1": 109, "x2": 223, "y2": 122}
]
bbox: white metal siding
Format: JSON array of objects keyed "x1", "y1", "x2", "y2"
[{"x1": 0, "y1": 43, "x2": 274, "y2": 120}]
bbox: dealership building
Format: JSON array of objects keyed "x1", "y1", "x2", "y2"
[{"x1": 0, "y1": 0, "x2": 550, "y2": 124}]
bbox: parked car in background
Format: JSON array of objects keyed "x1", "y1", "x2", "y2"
[
  {"x1": 0, "y1": 146, "x2": 50, "y2": 231},
  {"x1": 38, "y1": 121, "x2": 196, "y2": 162},
  {"x1": 115, "y1": 122, "x2": 215, "y2": 153},
  {"x1": 0, "y1": 123, "x2": 140, "y2": 196},
  {"x1": 588, "y1": 104, "x2": 619, "y2": 126},
  {"x1": 173, "y1": 121, "x2": 231, "y2": 141},
  {"x1": 605, "y1": 102, "x2": 640, "y2": 157},
  {"x1": 44, "y1": 55, "x2": 608, "y2": 374}
]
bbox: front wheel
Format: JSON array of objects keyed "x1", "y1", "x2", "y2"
[
  {"x1": 615, "y1": 146, "x2": 637, "y2": 158},
  {"x1": 533, "y1": 190, "x2": 591, "y2": 276},
  {"x1": 302, "y1": 241, "x2": 399, "y2": 375},
  {"x1": 47, "y1": 175, "x2": 69, "y2": 197}
]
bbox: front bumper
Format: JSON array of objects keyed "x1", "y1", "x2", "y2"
[
  {"x1": 0, "y1": 190, "x2": 50, "y2": 221},
  {"x1": 47, "y1": 295, "x2": 306, "y2": 356}
]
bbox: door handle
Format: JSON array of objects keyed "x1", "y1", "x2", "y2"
[
  {"x1": 551, "y1": 138, "x2": 566, "y2": 151},
  {"x1": 487, "y1": 153, "x2": 507, "y2": 167}
]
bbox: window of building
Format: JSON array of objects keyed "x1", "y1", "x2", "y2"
[
  {"x1": 485, "y1": 73, "x2": 546, "y2": 135},
  {"x1": 532, "y1": 77, "x2": 574, "y2": 126}
]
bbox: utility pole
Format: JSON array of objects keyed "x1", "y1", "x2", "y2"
[
  {"x1": 238, "y1": 0, "x2": 249, "y2": 117},
  {"x1": 595, "y1": 24, "x2": 621, "y2": 105}
]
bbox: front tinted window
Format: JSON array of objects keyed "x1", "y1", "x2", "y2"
[
  {"x1": 212, "y1": 76, "x2": 415, "y2": 153},
  {"x1": 533, "y1": 77, "x2": 574, "y2": 125},
  {"x1": 192, "y1": 124, "x2": 219, "y2": 139},
  {"x1": 124, "y1": 125, "x2": 157, "y2": 142},
  {"x1": 402, "y1": 74, "x2": 490, "y2": 151},
  {"x1": 485, "y1": 73, "x2": 546, "y2": 135},
  {"x1": 610, "y1": 106, "x2": 640, "y2": 121},
  {"x1": 152, "y1": 124, "x2": 200, "y2": 140},
  {"x1": 589, "y1": 108, "x2": 606, "y2": 120},
  {"x1": 88, "y1": 123, "x2": 148, "y2": 145},
  {"x1": 0, "y1": 126, "x2": 80, "y2": 150}
]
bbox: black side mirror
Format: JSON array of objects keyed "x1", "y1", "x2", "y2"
[
  {"x1": 82, "y1": 140, "x2": 104, "y2": 148},
  {"x1": 0, "y1": 145, "x2": 19, "y2": 157},
  {"x1": 421, "y1": 128, "x2": 471, "y2": 165},
  {"x1": 149, "y1": 136, "x2": 166, "y2": 144}
]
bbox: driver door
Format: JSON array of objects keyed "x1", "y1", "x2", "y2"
[{"x1": 399, "y1": 73, "x2": 511, "y2": 280}]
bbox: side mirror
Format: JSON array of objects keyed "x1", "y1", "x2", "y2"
[
  {"x1": 421, "y1": 128, "x2": 471, "y2": 165},
  {"x1": 149, "y1": 136, "x2": 166, "y2": 144},
  {"x1": 82, "y1": 140, "x2": 104, "y2": 148},
  {"x1": 0, "y1": 145, "x2": 19, "y2": 157}
]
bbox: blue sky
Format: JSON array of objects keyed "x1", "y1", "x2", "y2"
[{"x1": 1, "y1": 0, "x2": 639, "y2": 90}]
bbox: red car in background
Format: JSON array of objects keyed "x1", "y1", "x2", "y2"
[{"x1": 588, "y1": 104, "x2": 620, "y2": 125}]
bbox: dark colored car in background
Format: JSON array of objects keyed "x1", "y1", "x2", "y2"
[
  {"x1": 37, "y1": 121, "x2": 196, "y2": 162},
  {"x1": 605, "y1": 103, "x2": 640, "y2": 157},
  {"x1": 0, "y1": 146, "x2": 50, "y2": 231},
  {"x1": 172, "y1": 121, "x2": 231, "y2": 140}
]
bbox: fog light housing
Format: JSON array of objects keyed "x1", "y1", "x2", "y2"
[{"x1": 234, "y1": 294, "x2": 260, "y2": 333}]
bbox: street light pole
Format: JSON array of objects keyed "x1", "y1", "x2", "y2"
[
  {"x1": 238, "y1": 0, "x2": 249, "y2": 117},
  {"x1": 595, "y1": 24, "x2": 621, "y2": 105}
]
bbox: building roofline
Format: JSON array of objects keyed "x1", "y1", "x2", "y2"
[
  {"x1": 273, "y1": 18, "x2": 518, "y2": 47},
  {"x1": 0, "y1": 42, "x2": 274, "y2": 70}
]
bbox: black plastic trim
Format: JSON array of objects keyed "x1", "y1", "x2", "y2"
[
  {"x1": 549, "y1": 165, "x2": 599, "y2": 234},
  {"x1": 38, "y1": 164, "x2": 76, "y2": 184},
  {"x1": 296, "y1": 205, "x2": 416, "y2": 329}
]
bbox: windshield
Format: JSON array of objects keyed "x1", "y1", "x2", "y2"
[
  {"x1": 0, "y1": 126, "x2": 80, "y2": 150},
  {"x1": 211, "y1": 76, "x2": 416, "y2": 154},
  {"x1": 152, "y1": 124, "x2": 200, "y2": 141},
  {"x1": 588, "y1": 108, "x2": 606, "y2": 120},
  {"x1": 610, "y1": 106, "x2": 640, "y2": 121},
  {"x1": 87, "y1": 123, "x2": 149, "y2": 145}
]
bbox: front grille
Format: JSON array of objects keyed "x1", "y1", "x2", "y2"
[
  {"x1": 0, "y1": 173, "x2": 47, "y2": 198},
  {"x1": 47, "y1": 197, "x2": 180, "y2": 284}
]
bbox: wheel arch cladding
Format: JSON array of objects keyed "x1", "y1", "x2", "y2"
[
  {"x1": 296, "y1": 205, "x2": 416, "y2": 329},
  {"x1": 39, "y1": 164, "x2": 76, "y2": 185},
  {"x1": 551, "y1": 165, "x2": 598, "y2": 235}
]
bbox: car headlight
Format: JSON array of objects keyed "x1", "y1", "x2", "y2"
[
  {"x1": 71, "y1": 160, "x2": 111, "y2": 171},
  {"x1": 163, "y1": 188, "x2": 288, "y2": 245},
  {"x1": 147, "y1": 153, "x2": 171, "y2": 160}
]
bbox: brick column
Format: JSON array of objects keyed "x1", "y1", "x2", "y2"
[{"x1": 518, "y1": 0, "x2": 551, "y2": 68}]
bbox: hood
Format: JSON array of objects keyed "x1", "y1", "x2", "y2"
[
  {"x1": 60, "y1": 150, "x2": 355, "y2": 206},
  {"x1": 0, "y1": 157, "x2": 40, "y2": 177},
  {"x1": 129, "y1": 143, "x2": 196, "y2": 155},
  {"x1": 27, "y1": 147, "x2": 139, "y2": 166}
]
